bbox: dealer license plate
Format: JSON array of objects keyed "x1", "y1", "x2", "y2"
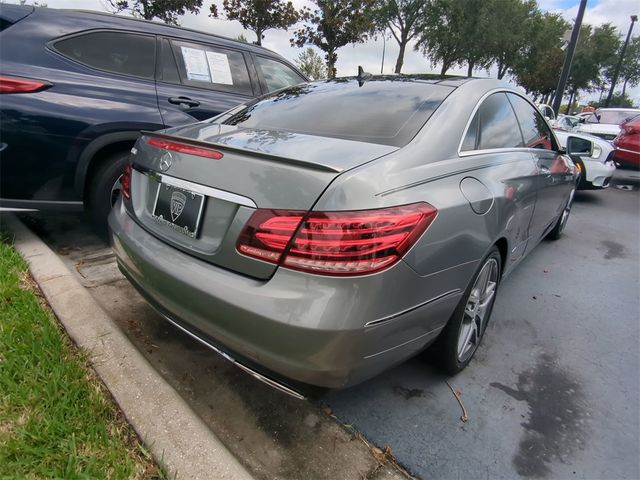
[{"x1": 152, "y1": 183, "x2": 204, "y2": 238}]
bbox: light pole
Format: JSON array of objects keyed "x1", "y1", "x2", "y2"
[
  {"x1": 605, "y1": 15, "x2": 638, "y2": 107},
  {"x1": 552, "y1": 0, "x2": 588, "y2": 116}
]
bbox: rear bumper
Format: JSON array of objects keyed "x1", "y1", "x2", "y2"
[
  {"x1": 108, "y1": 200, "x2": 464, "y2": 390},
  {"x1": 612, "y1": 147, "x2": 640, "y2": 169}
]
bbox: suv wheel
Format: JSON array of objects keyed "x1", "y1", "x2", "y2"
[{"x1": 87, "y1": 151, "x2": 129, "y2": 237}]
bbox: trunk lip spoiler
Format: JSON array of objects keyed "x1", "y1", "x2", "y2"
[{"x1": 140, "y1": 130, "x2": 344, "y2": 174}]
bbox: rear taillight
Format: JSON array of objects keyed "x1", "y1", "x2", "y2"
[
  {"x1": 0, "y1": 76, "x2": 51, "y2": 94},
  {"x1": 237, "y1": 203, "x2": 437, "y2": 276},
  {"x1": 147, "y1": 137, "x2": 223, "y2": 160},
  {"x1": 121, "y1": 164, "x2": 132, "y2": 200}
]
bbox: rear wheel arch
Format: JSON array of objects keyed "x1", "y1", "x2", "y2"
[
  {"x1": 74, "y1": 130, "x2": 156, "y2": 200},
  {"x1": 494, "y1": 237, "x2": 508, "y2": 278}
]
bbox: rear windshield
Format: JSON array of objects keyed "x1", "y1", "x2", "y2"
[
  {"x1": 221, "y1": 79, "x2": 453, "y2": 147},
  {"x1": 591, "y1": 110, "x2": 640, "y2": 125}
]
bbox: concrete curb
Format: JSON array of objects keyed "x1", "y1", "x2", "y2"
[{"x1": 5, "y1": 214, "x2": 252, "y2": 480}]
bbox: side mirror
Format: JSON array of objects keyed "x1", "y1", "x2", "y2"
[{"x1": 566, "y1": 136, "x2": 592, "y2": 156}]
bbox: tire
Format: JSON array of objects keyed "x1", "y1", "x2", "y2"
[
  {"x1": 432, "y1": 246, "x2": 502, "y2": 375},
  {"x1": 546, "y1": 187, "x2": 575, "y2": 241},
  {"x1": 86, "y1": 151, "x2": 129, "y2": 237}
]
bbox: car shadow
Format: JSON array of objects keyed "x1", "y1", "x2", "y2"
[{"x1": 573, "y1": 191, "x2": 602, "y2": 204}]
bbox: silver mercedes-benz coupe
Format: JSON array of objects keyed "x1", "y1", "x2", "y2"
[{"x1": 109, "y1": 76, "x2": 580, "y2": 398}]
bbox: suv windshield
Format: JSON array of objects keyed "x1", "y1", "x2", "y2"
[{"x1": 222, "y1": 79, "x2": 453, "y2": 147}]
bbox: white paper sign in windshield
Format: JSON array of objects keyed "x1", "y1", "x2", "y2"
[
  {"x1": 181, "y1": 46, "x2": 211, "y2": 82},
  {"x1": 205, "y1": 51, "x2": 234, "y2": 85}
]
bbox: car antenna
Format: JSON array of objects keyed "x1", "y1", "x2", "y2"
[{"x1": 356, "y1": 66, "x2": 372, "y2": 87}]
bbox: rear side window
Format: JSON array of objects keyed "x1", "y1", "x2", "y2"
[
  {"x1": 508, "y1": 94, "x2": 554, "y2": 150},
  {"x1": 170, "y1": 40, "x2": 253, "y2": 95},
  {"x1": 255, "y1": 56, "x2": 305, "y2": 92},
  {"x1": 222, "y1": 79, "x2": 452, "y2": 147},
  {"x1": 462, "y1": 93, "x2": 523, "y2": 151},
  {"x1": 55, "y1": 31, "x2": 156, "y2": 79}
]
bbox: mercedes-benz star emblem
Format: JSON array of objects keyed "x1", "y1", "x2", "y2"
[{"x1": 159, "y1": 151, "x2": 173, "y2": 172}]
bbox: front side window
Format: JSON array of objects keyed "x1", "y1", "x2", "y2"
[
  {"x1": 55, "y1": 31, "x2": 156, "y2": 79},
  {"x1": 255, "y1": 56, "x2": 306, "y2": 92},
  {"x1": 508, "y1": 93, "x2": 554, "y2": 150},
  {"x1": 462, "y1": 92, "x2": 523, "y2": 151},
  {"x1": 170, "y1": 40, "x2": 253, "y2": 95}
]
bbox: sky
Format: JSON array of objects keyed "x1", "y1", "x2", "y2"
[{"x1": 8, "y1": 0, "x2": 640, "y2": 105}]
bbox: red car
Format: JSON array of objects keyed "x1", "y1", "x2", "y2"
[{"x1": 613, "y1": 117, "x2": 640, "y2": 169}]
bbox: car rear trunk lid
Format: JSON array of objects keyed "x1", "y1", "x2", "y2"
[{"x1": 127, "y1": 125, "x2": 398, "y2": 279}]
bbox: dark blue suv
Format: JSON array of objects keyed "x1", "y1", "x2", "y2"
[{"x1": 0, "y1": 4, "x2": 306, "y2": 230}]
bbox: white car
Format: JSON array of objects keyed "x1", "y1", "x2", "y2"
[
  {"x1": 576, "y1": 108, "x2": 640, "y2": 142},
  {"x1": 554, "y1": 129, "x2": 616, "y2": 189}
]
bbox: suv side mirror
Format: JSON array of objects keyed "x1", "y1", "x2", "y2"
[{"x1": 566, "y1": 136, "x2": 592, "y2": 156}]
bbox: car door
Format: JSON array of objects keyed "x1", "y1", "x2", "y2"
[
  {"x1": 154, "y1": 37, "x2": 257, "y2": 127},
  {"x1": 460, "y1": 92, "x2": 538, "y2": 265},
  {"x1": 508, "y1": 93, "x2": 574, "y2": 240}
]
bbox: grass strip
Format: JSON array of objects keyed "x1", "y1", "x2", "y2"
[{"x1": 0, "y1": 233, "x2": 163, "y2": 479}]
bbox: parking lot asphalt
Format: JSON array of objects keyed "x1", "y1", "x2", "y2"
[{"x1": 12, "y1": 168, "x2": 639, "y2": 480}]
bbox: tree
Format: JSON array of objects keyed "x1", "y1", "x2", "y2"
[
  {"x1": 210, "y1": 1, "x2": 298, "y2": 47},
  {"x1": 295, "y1": 48, "x2": 326, "y2": 80},
  {"x1": 414, "y1": 0, "x2": 465, "y2": 76},
  {"x1": 371, "y1": 0, "x2": 428, "y2": 73},
  {"x1": 291, "y1": 0, "x2": 375, "y2": 78},
  {"x1": 414, "y1": 0, "x2": 492, "y2": 77},
  {"x1": 511, "y1": 12, "x2": 568, "y2": 97},
  {"x1": 485, "y1": 0, "x2": 538, "y2": 79},
  {"x1": 108, "y1": 0, "x2": 202, "y2": 24},
  {"x1": 566, "y1": 23, "x2": 620, "y2": 107},
  {"x1": 606, "y1": 36, "x2": 640, "y2": 97},
  {"x1": 235, "y1": 33, "x2": 249, "y2": 42}
]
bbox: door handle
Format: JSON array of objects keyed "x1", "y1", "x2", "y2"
[{"x1": 168, "y1": 96, "x2": 200, "y2": 108}]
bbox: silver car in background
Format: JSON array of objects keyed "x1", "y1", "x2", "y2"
[{"x1": 109, "y1": 76, "x2": 579, "y2": 398}]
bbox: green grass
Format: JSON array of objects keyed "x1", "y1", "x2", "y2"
[{"x1": 0, "y1": 234, "x2": 163, "y2": 479}]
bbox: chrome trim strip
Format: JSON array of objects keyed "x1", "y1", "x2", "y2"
[
  {"x1": 364, "y1": 289, "x2": 461, "y2": 327},
  {"x1": 141, "y1": 168, "x2": 258, "y2": 208},
  {"x1": 615, "y1": 147, "x2": 637, "y2": 154},
  {"x1": 154, "y1": 309, "x2": 306, "y2": 400}
]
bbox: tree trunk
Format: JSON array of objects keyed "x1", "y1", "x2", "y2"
[
  {"x1": 440, "y1": 62, "x2": 450, "y2": 76},
  {"x1": 622, "y1": 78, "x2": 629, "y2": 97},
  {"x1": 326, "y1": 50, "x2": 337, "y2": 79},
  {"x1": 467, "y1": 61, "x2": 474, "y2": 78},
  {"x1": 394, "y1": 40, "x2": 407, "y2": 74},
  {"x1": 497, "y1": 59, "x2": 506, "y2": 79},
  {"x1": 255, "y1": 28, "x2": 263, "y2": 46}
]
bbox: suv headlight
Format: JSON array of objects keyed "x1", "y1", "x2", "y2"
[{"x1": 591, "y1": 143, "x2": 602, "y2": 159}]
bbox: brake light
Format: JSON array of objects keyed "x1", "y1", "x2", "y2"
[
  {"x1": 147, "y1": 137, "x2": 223, "y2": 160},
  {"x1": 0, "y1": 76, "x2": 51, "y2": 94},
  {"x1": 121, "y1": 163, "x2": 132, "y2": 200},
  {"x1": 237, "y1": 203, "x2": 437, "y2": 276}
]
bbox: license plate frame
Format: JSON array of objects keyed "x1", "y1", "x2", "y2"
[{"x1": 152, "y1": 182, "x2": 205, "y2": 239}]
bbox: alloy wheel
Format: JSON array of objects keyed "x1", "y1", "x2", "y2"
[{"x1": 457, "y1": 258, "x2": 499, "y2": 362}]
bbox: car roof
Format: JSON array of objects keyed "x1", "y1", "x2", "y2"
[{"x1": 32, "y1": 6, "x2": 283, "y2": 58}]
